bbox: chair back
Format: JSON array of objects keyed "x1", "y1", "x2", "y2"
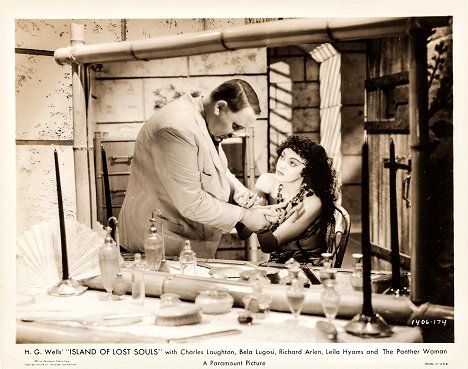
[{"x1": 326, "y1": 204, "x2": 351, "y2": 268}]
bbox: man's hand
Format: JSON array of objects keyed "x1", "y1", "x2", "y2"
[
  {"x1": 240, "y1": 207, "x2": 277, "y2": 233},
  {"x1": 255, "y1": 203, "x2": 287, "y2": 224},
  {"x1": 233, "y1": 185, "x2": 260, "y2": 208}
]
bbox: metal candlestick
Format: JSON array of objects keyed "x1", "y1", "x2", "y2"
[
  {"x1": 48, "y1": 150, "x2": 87, "y2": 296},
  {"x1": 344, "y1": 140, "x2": 392, "y2": 337},
  {"x1": 48, "y1": 278, "x2": 87, "y2": 296},
  {"x1": 344, "y1": 313, "x2": 393, "y2": 337}
]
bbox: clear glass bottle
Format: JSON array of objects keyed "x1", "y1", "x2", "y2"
[
  {"x1": 350, "y1": 253, "x2": 364, "y2": 291},
  {"x1": 242, "y1": 271, "x2": 272, "y2": 319},
  {"x1": 319, "y1": 252, "x2": 336, "y2": 282},
  {"x1": 281, "y1": 258, "x2": 300, "y2": 285},
  {"x1": 131, "y1": 253, "x2": 145, "y2": 305},
  {"x1": 112, "y1": 272, "x2": 127, "y2": 297},
  {"x1": 179, "y1": 240, "x2": 196, "y2": 276},
  {"x1": 286, "y1": 268, "x2": 305, "y2": 318},
  {"x1": 143, "y1": 217, "x2": 163, "y2": 271},
  {"x1": 321, "y1": 278, "x2": 340, "y2": 323},
  {"x1": 98, "y1": 226, "x2": 119, "y2": 300}
]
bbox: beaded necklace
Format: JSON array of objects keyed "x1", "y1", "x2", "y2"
[
  {"x1": 276, "y1": 182, "x2": 311, "y2": 207},
  {"x1": 271, "y1": 183, "x2": 313, "y2": 232}
]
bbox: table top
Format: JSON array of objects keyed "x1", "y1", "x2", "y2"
[
  {"x1": 16, "y1": 260, "x2": 422, "y2": 344},
  {"x1": 17, "y1": 290, "x2": 421, "y2": 344}
]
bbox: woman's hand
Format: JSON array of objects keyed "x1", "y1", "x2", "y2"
[
  {"x1": 233, "y1": 185, "x2": 259, "y2": 208},
  {"x1": 256, "y1": 203, "x2": 287, "y2": 224}
]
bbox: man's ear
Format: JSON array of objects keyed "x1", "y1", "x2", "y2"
[{"x1": 214, "y1": 100, "x2": 228, "y2": 116}]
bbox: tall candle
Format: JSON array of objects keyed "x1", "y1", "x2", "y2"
[
  {"x1": 54, "y1": 149, "x2": 69, "y2": 280},
  {"x1": 389, "y1": 139, "x2": 401, "y2": 291},
  {"x1": 101, "y1": 145, "x2": 114, "y2": 238},
  {"x1": 361, "y1": 141, "x2": 373, "y2": 316}
]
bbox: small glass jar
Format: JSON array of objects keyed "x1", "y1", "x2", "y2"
[{"x1": 195, "y1": 288, "x2": 234, "y2": 314}]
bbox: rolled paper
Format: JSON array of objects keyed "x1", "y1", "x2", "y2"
[
  {"x1": 361, "y1": 141, "x2": 373, "y2": 316},
  {"x1": 389, "y1": 140, "x2": 402, "y2": 291},
  {"x1": 54, "y1": 150, "x2": 69, "y2": 280},
  {"x1": 82, "y1": 270, "x2": 425, "y2": 324}
]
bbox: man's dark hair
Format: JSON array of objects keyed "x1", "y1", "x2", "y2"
[{"x1": 210, "y1": 79, "x2": 261, "y2": 115}]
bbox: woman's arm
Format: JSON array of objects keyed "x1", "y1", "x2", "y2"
[
  {"x1": 253, "y1": 173, "x2": 276, "y2": 205},
  {"x1": 258, "y1": 195, "x2": 322, "y2": 252}
]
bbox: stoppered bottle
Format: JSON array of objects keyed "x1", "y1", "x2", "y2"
[{"x1": 179, "y1": 240, "x2": 196, "y2": 276}]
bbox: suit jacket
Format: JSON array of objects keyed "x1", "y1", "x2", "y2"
[{"x1": 119, "y1": 93, "x2": 243, "y2": 258}]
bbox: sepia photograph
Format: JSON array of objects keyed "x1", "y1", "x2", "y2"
[{"x1": 1, "y1": 1, "x2": 467, "y2": 368}]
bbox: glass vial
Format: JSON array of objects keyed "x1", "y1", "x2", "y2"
[
  {"x1": 350, "y1": 253, "x2": 364, "y2": 291},
  {"x1": 179, "y1": 240, "x2": 197, "y2": 275},
  {"x1": 321, "y1": 279, "x2": 340, "y2": 323},
  {"x1": 143, "y1": 217, "x2": 163, "y2": 271},
  {"x1": 319, "y1": 252, "x2": 336, "y2": 282},
  {"x1": 286, "y1": 268, "x2": 305, "y2": 318},
  {"x1": 242, "y1": 271, "x2": 272, "y2": 319},
  {"x1": 98, "y1": 226, "x2": 119, "y2": 299},
  {"x1": 131, "y1": 253, "x2": 145, "y2": 305}
]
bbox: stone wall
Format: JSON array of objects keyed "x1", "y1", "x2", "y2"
[{"x1": 15, "y1": 19, "x2": 270, "y2": 241}]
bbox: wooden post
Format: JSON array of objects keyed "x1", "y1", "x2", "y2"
[
  {"x1": 71, "y1": 23, "x2": 92, "y2": 226},
  {"x1": 408, "y1": 28, "x2": 431, "y2": 304},
  {"x1": 94, "y1": 132, "x2": 104, "y2": 225},
  {"x1": 87, "y1": 68, "x2": 98, "y2": 228},
  {"x1": 245, "y1": 126, "x2": 258, "y2": 262},
  {"x1": 388, "y1": 140, "x2": 402, "y2": 291}
]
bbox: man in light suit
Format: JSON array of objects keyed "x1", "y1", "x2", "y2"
[{"x1": 119, "y1": 79, "x2": 277, "y2": 258}]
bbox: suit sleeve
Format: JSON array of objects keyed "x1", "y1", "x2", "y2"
[{"x1": 151, "y1": 128, "x2": 243, "y2": 232}]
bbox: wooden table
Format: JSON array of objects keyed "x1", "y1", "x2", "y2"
[{"x1": 17, "y1": 260, "x2": 422, "y2": 344}]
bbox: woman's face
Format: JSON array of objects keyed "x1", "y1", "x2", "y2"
[{"x1": 275, "y1": 148, "x2": 306, "y2": 184}]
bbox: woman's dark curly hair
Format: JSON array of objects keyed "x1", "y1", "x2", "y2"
[{"x1": 275, "y1": 135, "x2": 338, "y2": 223}]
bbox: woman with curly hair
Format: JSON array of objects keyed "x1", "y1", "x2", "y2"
[{"x1": 237, "y1": 135, "x2": 337, "y2": 264}]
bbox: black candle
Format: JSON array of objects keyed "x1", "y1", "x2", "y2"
[
  {"x1": 361, "y1": 141, "x2": 373, "y2": 316},
  {"x1": 389, "y1": 140, "x2": 401, "y2": 291},
  {"x1": 101, "y1": 145, "x2": 114, "y2": 238},
  {"x1": 54, "y1": 149, "x2": 69, "y2": 280}
]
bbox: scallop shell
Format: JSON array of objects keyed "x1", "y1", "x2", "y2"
[{"x1": 17, "y1": 220, "x2": 107, "y2": 293}]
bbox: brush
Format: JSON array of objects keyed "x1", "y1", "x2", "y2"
[{"x1": 155, "y1": 305, "x2": 201, "y2": 326}]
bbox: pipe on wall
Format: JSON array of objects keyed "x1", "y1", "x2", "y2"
[
  {"x1": 70, "y1": 24, "x2": 92, "y2": 227},
  {"x1": 54, "y1": 17, "x2": 449, "y2": 65}
]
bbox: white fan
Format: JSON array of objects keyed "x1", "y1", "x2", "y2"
[{"x1": 16, "y1": 219, "x2": 107, "y2": 294}]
